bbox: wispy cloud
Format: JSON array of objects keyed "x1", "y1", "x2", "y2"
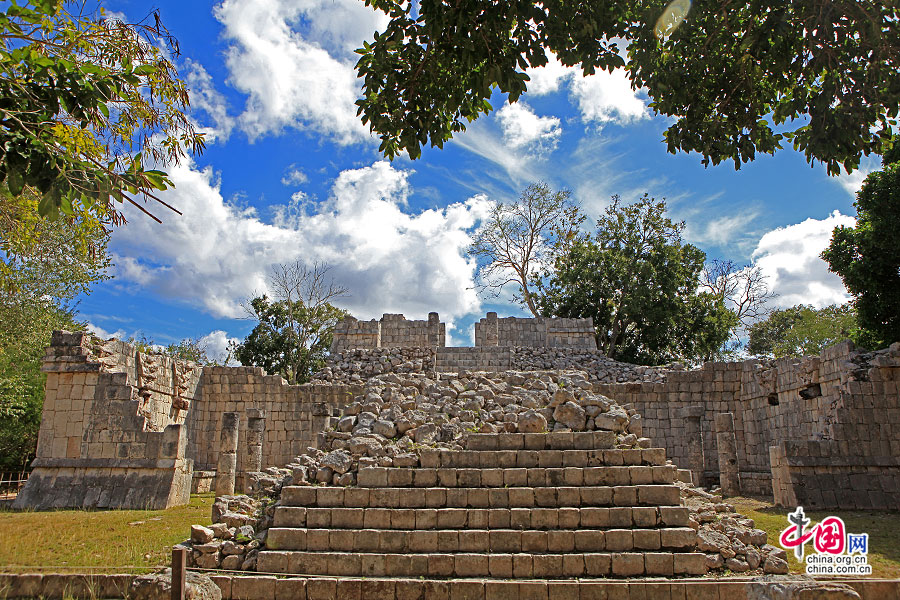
[
  {"x1": 185, "y1": 60, "x2": 235, "y2": 142},
  {"x1": 281, "y1": 164, "x2": 308, "y2": 186},
  {"x1": 831, "y1": 155, "x2": 881, "y2": 197}
]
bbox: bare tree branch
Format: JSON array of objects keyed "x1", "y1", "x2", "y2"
[
  {"x1": 701, "y1": 258, "x2": 777, "y2": 355},
  {"x1": 468, "y1": 182, "x2": 579, "y2": 316}
]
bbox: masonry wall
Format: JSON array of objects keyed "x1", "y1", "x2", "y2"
[
  {"x1": 16, "y1": 333, "x2": 358, "y2": 510},
  {"x1": 14, "y1": 332, "x2": 200, "y2": 510},
  {"x1": 475, "y1": 313, "x2": 596, "y2": 349},
  {"x1": 331, "y1": 313, "x2": 445, "y2": 352},
  {"x1": 187, "y1": 367, "x2": 359, "y2": 474},
  {"x1": 594, "y1": 342, "x2": 900, "y2": 506}
]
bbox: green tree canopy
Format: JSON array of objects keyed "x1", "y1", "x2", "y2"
[
  {"x1": 234, "y1": 296, "x2": 348, "y2": 385},
  {"x1": 0, "y1": 0, "x2": 204, "y2": 224},
  {"x1": 746, "y1": 304, "x2": 860, "y2": 358},
  {"x1": 235, "y1": 262, "x2": 349, "y2": 385},
  {"x1": 357, "y1": 0, "x2": 898, "y2": 174},
  {"x1": 535, "y1": 195, "x2": 736, "y2": 365},
  {"x1": 0, "y1": 184, "x2": 110, "y2": 470},
  {"x1": 822, "y1": 156, "x2": 900, "y2": 349}
]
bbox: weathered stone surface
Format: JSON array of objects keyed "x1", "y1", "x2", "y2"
[
  {"x1": 191, "y1": 525, "x2": 214, "y2": 544},
  {"x1": 697, "y1": 528, "x2": 733, "y2": 555},
  {"x1": 321, "y1": 450, "x2": 352, "y2": 475},
  {"x1": 414, "y1": 423, "x2": 439, "y2": 444},
  {"x1": 553, "y1": 402, "x2": 587, "y2": 431},
  {"x1": 373, "y1": 420, "x2": 398, "y2": 438},
  {"x1": 518, "y1": 410, "x2": 548, "y2": 434},
  {"x1": 747, "y1": 578, "x2": 861, "y2": 599},
  {"x1": 763, "y1": 556, "x2": 790, "y2": 574},
  {"x1": 130, "y1": 569, "x2": 221, "y2": 600}
]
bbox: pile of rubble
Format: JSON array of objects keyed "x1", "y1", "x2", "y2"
[
  {"x1": 312, "y1": 347, "x2": 435, "y2": 383},
  {"x1": 678, "y1": 483, "x2": 790, "y2": 575},
  {"x1": 186, "y1": 367, "x2": 792, "y2": 577},
  {"x1": 510, "y1": 347, "x2": 667, "y2": 383},
  {"x1": 186, "y1": 495, "x2": 272, "y2": 571},
  {"x1": 296, "y1": 369, "x2": 647, "y2": 486}
]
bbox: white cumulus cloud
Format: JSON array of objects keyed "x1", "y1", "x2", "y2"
[
  {"x1": 570, "y1": 68, "x2": 649, "y2": 126},
  {"x1": 86, "y1": 322, "x2": 126, "y2": 341},
  {"x1": 524, "y1": 53, "x2": 648, "y2": 127},
  {"x1": 111, "y1": 159, "x2": 491, "y2": 325},
  {"x1": 496, "y1": 102, "x2": 561, "y2": 155},
  {"x1": 751, "y1": 211, "x2": 856, "y2": 309},
  {"x1": 199, "y1": 330, "x2": 240, "y2": 365},
  {"x1": 214, "y1": 0, "x2": 388, "y2": 144}
]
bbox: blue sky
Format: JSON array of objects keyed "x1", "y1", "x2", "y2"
[{"x1": 81, "y1": 0, "x2": 874, "y2": 357}]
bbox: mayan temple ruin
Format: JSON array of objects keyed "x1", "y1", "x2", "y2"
[{"x1": 11, "y1": 312, "x2": 900, "y2": 599}]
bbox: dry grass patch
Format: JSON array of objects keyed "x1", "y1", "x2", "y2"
[
  {"x1": 730, "y1": 496, "x2": 900, "y2": 579},
  {"x1": 0, "y1": 494, "x2": 213, "y2": 572}
]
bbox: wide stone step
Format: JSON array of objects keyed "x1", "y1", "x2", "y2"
[
  {"x1": 280, "y1": 484, "x2": 681, "y2": 508},
  {"x1": 273, "y1": 505, "x2": 691, "y2": 530},
  {"x1": 356, "y1": 465, "x2": 676, "y2": 488},
  {"x1": 265, "y1": 526, "x2": 697, "y2": 554},
  {"x1": 201, "y1": 575, "x2": 870, "y2": 600},
  {"x1": 418, "y1": 447, "x2": 667, "y2": 468},
  {"x1": 463, "y1": 431, "x2": 617, "y2": 451},
  {"x1": 256, "y1": 550, "x2": 708, "y2": 578}
]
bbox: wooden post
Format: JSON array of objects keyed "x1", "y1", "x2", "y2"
[{"x1": 171, "y1": 546, "x2": 187, "y2": 600}]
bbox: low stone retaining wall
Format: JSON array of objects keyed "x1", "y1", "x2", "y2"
[{"x1": 1, "y1": 573, "x2": 897, "y2": 599}]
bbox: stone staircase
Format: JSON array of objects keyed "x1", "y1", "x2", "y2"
[
  {"x1": 257, "y1": 431, "x2": 707, "y2": 580},
  {"x1": 433, "y1": 347, "x2": 511, "y2": 373}
]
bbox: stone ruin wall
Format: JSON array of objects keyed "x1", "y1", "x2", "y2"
[
  {"x1": 16, "y1": 332, "x2": 357, "y2": 510},
  {"x1": 594, "y1": 341, "x2": 900, "y2": 510},
  {"x1": 331, "y1": 313, "x2": 445, "y2": 352},
  {"x1": 474, "y1": 312, "x2": 597, "y2": 349},
  {"x1": 15, "y1": 312, "x2": 900, "y2": 512},
  {"x1": 15, "y1": 331, "x2": 202, "y2": 510},
  {"x1": 187, "y1": 367, "x2": 359, "y2": 477}
]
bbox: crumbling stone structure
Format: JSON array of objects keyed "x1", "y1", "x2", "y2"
[
  {"x1": 16, "y1": 333, "x2": 356, "y2": 510},
  {"x1": 14, "y1": 331, "x2": 200, "y2": 510},
  {"x1": 475, "y1": 312, "x2": 597, "y2": 349},
  {"x1": 331, "y1": 313, "x2": 445, "y2": 351},
  {"x1": 14, "y1": 313, "x2": 900, "y2": 512},
  {"x1": 592, "y1": 341, "x2": 900, "y2": 509}
]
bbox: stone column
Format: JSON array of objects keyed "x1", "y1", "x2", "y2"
[
  {"x1": 715, "y1": 412, "x2": 741, "y2": 497},
  {"x1": 244, "y1": 409, "x2": 267, "y2": 494},
  {"x1": 215, "y1": 412, "x2": 239, "y2": 497},
  {"x1": 676, "y1": 406, "x2": 705, "y2": 488},
  {"x1": 485, "y1": 312, "x2": 499, "y2": 347}
]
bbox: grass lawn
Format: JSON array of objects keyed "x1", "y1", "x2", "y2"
[
  {"x1": 730, "y1": 497, "x2": 900, "y2": 579},
  {"x1": 0, "y1": 492, "x2": 897, "y2": 581},
  {"x1": 0, "y1": 494, "x2": 214, "y2": 573}
]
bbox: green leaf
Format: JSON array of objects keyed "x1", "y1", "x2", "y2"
[
  {"x1": 133, "y1": 64, "x2": 157, "y2": 76},
  {"x1": 7, "y1": 169, "x2": 24, "y2": 196}
]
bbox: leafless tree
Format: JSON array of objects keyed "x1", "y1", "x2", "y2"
[
  {"x1": 267, "y1": 261, "x2": 348, "y2": 313},
  {"x1": 468, "y1": 182, "x2": 580, "y2": 316},
  {"x1": 701, "y1": 259, "x2": 776, "y2": 329}
]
